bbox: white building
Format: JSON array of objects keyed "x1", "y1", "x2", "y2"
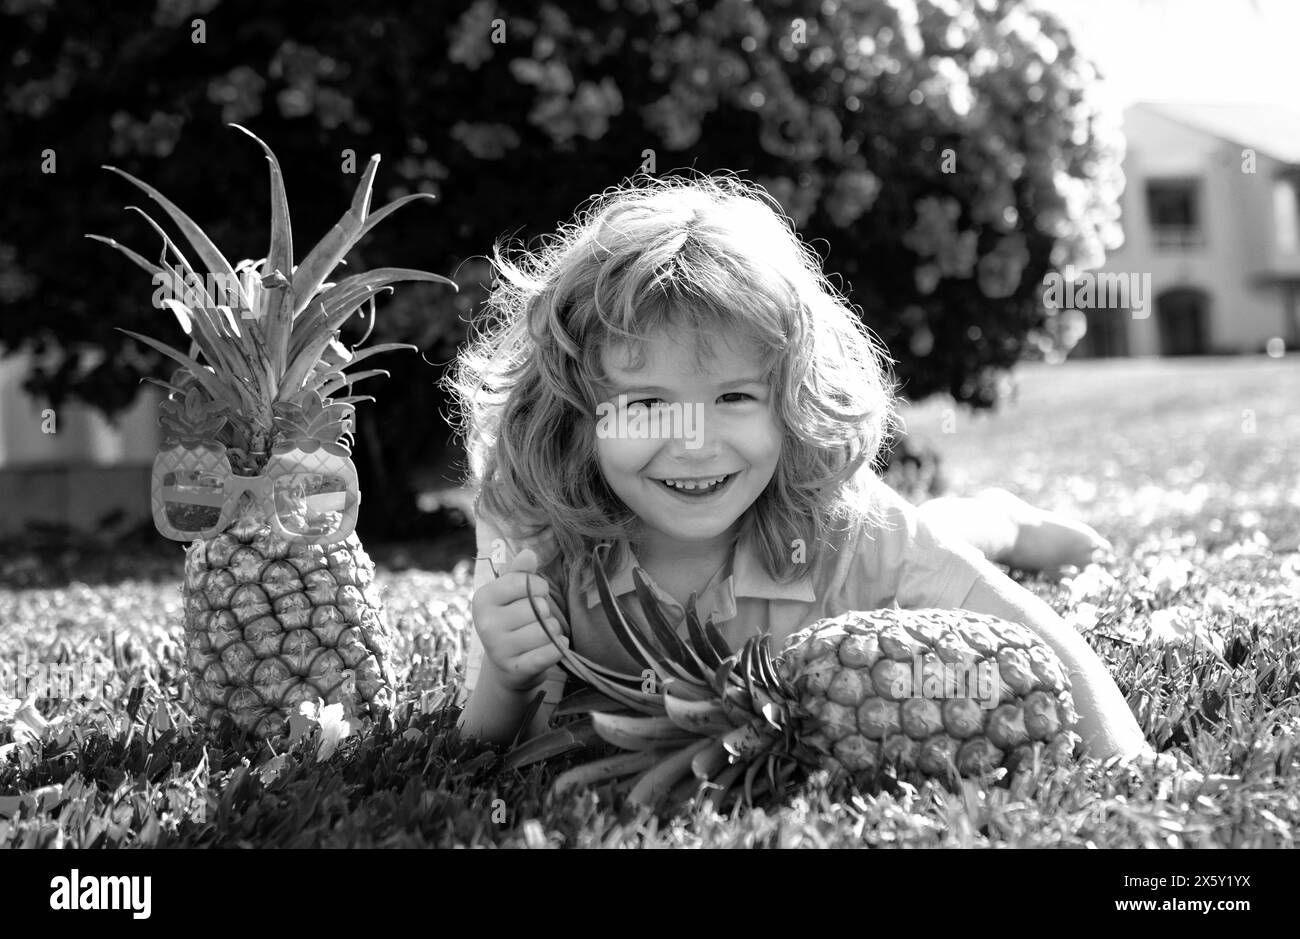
[
  {"x1": 1075, "y1": 102, "x2": 1300, "y2": 357},
  {"x1": 0, "y1": 348, "x2": 162, "y2": 537}
]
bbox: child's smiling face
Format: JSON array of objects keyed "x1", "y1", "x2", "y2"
[{"x1": 594, "y1": 326, "x2": 782, "y2": 553}]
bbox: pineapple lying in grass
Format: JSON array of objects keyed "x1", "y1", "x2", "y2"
[
  {"x1": 89, "y1": 125, "x2": 455, "y2": 739},
  {"x1": 508, "y1": 545, "x2": 1081, "y2": 810}
]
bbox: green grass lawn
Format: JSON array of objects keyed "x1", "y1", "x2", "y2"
[{"x1": 1, "y1": 357, "x2": 1298, "y2": 847}]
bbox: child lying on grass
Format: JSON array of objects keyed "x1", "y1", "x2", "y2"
[{"x1": 446, "y1": 173, "x2": 1143, "y2": 764}]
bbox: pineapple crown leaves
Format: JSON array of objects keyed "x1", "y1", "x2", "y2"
[
  {"x1": 533, "y1": 544, "x2": 794, "y2": 707},
  {"x1": 86, "y1": 123, "x2": 458, "y2": 420},
  {"x1": 142, "y1": 365, "x2": 206, "y2": 400},
  {"x1": 271, "y1": 392, "x2": 355, "y2": 452},
  {"x1": 509, "y1": 546, "x2": 810, "y2": 808},
  {"x1": 158, "y1": 384, "x2": 229, "y2": 445},
  {"x1": 506, "y1": 545, "x2": 799, "y2": 774}
]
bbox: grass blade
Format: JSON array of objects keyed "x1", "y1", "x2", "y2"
[
  {"x1": 510, "y1": 689, "x2": 548, "y2": 749},
  {"x1": 502, "y1": 716, "x2": 600, "y2": 770}
]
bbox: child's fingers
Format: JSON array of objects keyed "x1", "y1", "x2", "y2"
[
  {"x1": 482, "y1": 571, "x2": 553, "y2": 607},
  {"x1": 501, "y1": 585, "x2": 572, "y2": 635},
  {"x1": 496, "y1": 625, "x2": 569, "y2": 683},
  {"x1": 494, "y1": 595, "x2": 556, "y2": 631},
  {"x1": 503, "y1": 642, "x2": 567, "y2": 687},
  {"x1": 473, "y1": 572, "x2": 552, "y2": 621},
  {"x1": 499, "y1": 620, "x2": 568, "y2": 660},
  {"x1": 478, "y1": 611, "x2": 553, "y2": 664}
]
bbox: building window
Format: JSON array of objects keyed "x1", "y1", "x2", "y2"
[
  {"x1": 1146, "y1": 179, "x2": 1204, "y2": 250},
  {"x1": 1274, "y1": 177, "x2": 1300, "y2": 255}
]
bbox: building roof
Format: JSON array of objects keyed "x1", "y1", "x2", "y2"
[{"x1": 1132, "y1": 102, "x2": 1300, "y2": 165}]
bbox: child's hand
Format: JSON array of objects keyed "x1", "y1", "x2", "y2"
[
  {"x1": 470, "y1": 547, "x2": 570, "y2": 694},
  {"x1": 975, "y1": 487, "x2": 1114, "y2": 573}
]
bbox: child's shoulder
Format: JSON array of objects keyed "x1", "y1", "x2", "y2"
[
  {"x1": 837, "y1": 468, "x2": 921, "y2": 544},
  {"x1": 817, "y1": 469, "x2": 957, "y2": 577},
  {"x1": 827, "y1": 469, "x2": 991, "y2": 610},
  {"x1": 792, "y1": 471, "x2": 911, "y2": 589}
]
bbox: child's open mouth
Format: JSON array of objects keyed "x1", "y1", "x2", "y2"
[{"x1": 653, "y1": 472, "x2": 737, "y2": 499}]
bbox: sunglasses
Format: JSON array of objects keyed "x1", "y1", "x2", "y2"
[{"x1": 151, "y1": 439, "x2": 360, "y2": 546}]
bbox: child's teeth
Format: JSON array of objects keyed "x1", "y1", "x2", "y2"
[{"x1": 663, "y1": 475, "x2": 727, "y2": 490}]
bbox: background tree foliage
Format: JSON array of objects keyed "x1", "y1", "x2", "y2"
[{"x1": 0, "y1": 0, "x2": 1122, "y2": 536}]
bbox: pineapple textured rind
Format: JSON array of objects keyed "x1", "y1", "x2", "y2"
[
  {"x1": 182, "y1": 517, "x2": 396, "y2": 739},
  {"x1": 778, "y1": 608, "x2": 1080, "y2": 781}
]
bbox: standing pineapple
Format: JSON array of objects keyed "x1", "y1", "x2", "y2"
[
  {"x1": 509, "y1": 545, "x2": 1081, "y2": 809},
  {"x1": 90, "y1": 125, "x2": 455, "y2": 738}
]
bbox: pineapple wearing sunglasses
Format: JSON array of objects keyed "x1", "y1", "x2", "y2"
[{"x1": 92, "y1": 126, "x2": 455, "y2": 739}]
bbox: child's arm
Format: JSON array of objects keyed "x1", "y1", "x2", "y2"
[
  {"x1": 459, "y1": 661, "x2": 559, "y2": 744},
  {"x1": 456, "y1": 518, "x2": 566, "y2": 745},
  {"x1": 959, "y1": 571, "x2": 1146, "y2": 761},
  {"x1": 871, "y1": 474, "x2": 1145, "y2": 760},
  {"x1": 915, "y1": 494, "x2": 1018, "y2": 563},
  {"x1": 917, "y1": 488, "x2": 1113, "y2": 572}
]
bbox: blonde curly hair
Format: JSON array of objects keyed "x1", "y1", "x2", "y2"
[{"x1": 445, "y1": 172, "x2": 900, "y2": 595}]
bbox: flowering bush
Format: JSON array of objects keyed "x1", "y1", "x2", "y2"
[{"x1": 1, "y1": 0, "x2": 1122, "y2": 532}]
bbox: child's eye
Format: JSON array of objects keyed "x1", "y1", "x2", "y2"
[
  {"x1": 626, "y1": 397, "x2": 663, "y2": 410},
  {"x1": 719, "y1": 392, "x2": 754, "y2": 403}
]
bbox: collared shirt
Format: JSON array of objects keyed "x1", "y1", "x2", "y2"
[{"x1": 461, "y1": 472, "x2": 1000, "y2": 716}]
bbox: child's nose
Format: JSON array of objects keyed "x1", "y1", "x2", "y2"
[{"x1": 662, "y1": 403, "x2": 717, "y2": 457}]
